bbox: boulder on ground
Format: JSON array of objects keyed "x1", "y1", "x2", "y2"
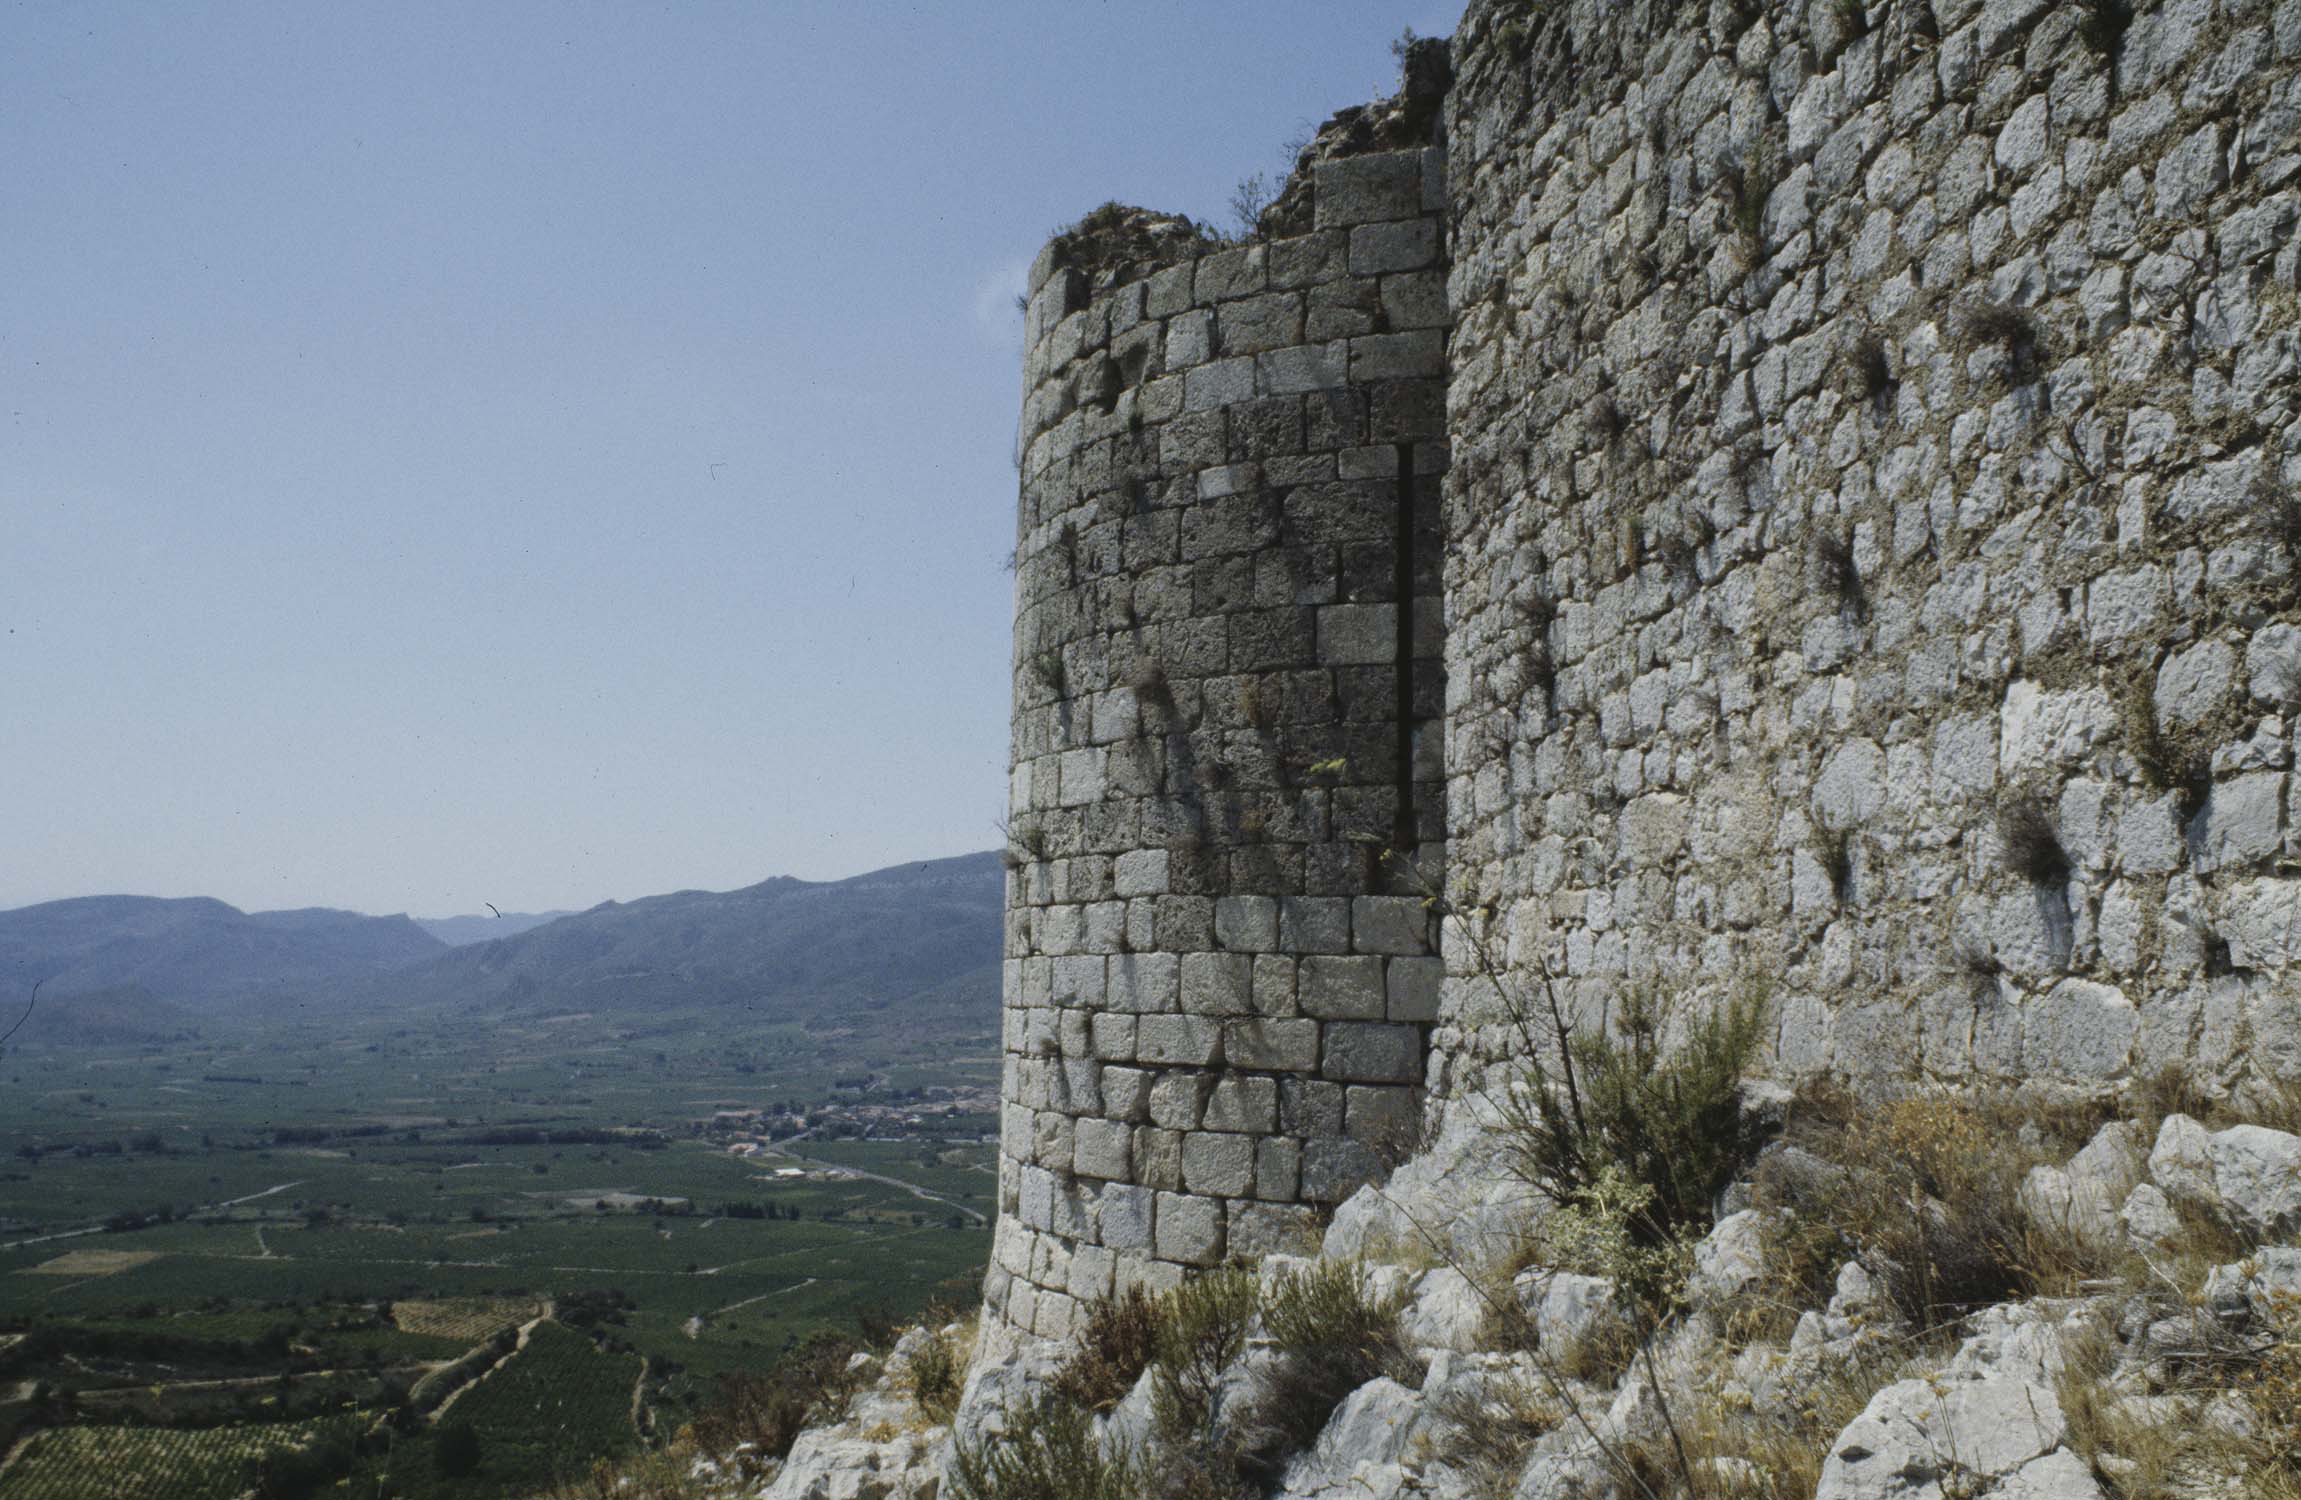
[{"x1": 2148, "y1": 1114, "x2": 2301, "y2": 1235}]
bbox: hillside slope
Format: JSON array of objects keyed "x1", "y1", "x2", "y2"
[
  {"x1": 0, "y1": 895, "x2": 446, "y2": 1008},
  {"x1": 323, "y1": 851, "x2": 1006, "y2": 1034}
]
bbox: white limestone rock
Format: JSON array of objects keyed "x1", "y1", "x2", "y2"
[
  {"x1": 1815, "y1": 1299, "x2": 2101, "y2": 1500},
  {"x1": 2023, "y1": 1121, "x2": 2144, "y2": 1246},
  {"x1": 1401, "y1": 1266, "x2": 1489, "y2": 1353},
  {"x1": 1513, "y1": 1268, "x2": 1617, "y2": 1354},
  {"x1": 1688, "y1": 1208, "x2": 1768, "y2": 1312},
  {"x1": 2201, "y1": 1246, "x2": 2301, "y2": 1321},
  {"x1": 1279, "y1": 1377, "x2": 1423, "y2": 1498},
  {"x1": 2119, "y1": 1183, "x2": 2182, "y2": 1250},
  {"x1": 2148, "y1": 1113, "x2": 2301, "y2": 1235}
]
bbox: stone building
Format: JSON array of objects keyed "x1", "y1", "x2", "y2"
[{"x1": 989, "y1": 0, "x2": 2301, "y2": 1334}]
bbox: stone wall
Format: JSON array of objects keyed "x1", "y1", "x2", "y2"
[
  {"x1": 989, "y1": 0, "x2": 2301, "y2": 1338},
  {"x1": 987, "y1": 82, "x2": 1454, "y2": 1335},
  {"x1": 1438, "y1": 0, "x2": 2301, "y2": 1101}
]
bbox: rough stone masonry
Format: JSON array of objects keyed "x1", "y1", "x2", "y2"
[{"x1": 992, "y1": 0, "x2": 2301, "y2": 1331}]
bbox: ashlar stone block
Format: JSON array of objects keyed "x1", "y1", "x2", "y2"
[
  {"x1": 1224, "y1": 1017, "x2": 1322, "y2": 1072},
  {"x1": 1323, "y1": 1021, "x2": 1423, "y2": 1082},
  {"x1": 1138, "y1": 1014, "x2": 1223, "y2": 1065},
  {"x1": 1180, "y1": 951, "x2": 1255, "y2": 1016},
  {"x1": 1154, "y1": 1191, "x2": 1227, "y2": 1265},
  {"x1": 1074, "y1": 1117, "x2": 1133, "y2": 1180},
  {"x1": 1299, "y1": 955, "x2": 1388, "y2": 1019},
  {"x1": 1203, "y1": 1075, "x2": 1280, "y2": 1133},
  {"x1": 1182, "y1": 1132, "x2": 1255, "y2": 1195},
  {"x1": 1147, "y1": 1071, "x2": 1213, "y2": 1131},
  {"x1": 1099, "y1": 1182, "x2": 1155, "y2": 1250}
]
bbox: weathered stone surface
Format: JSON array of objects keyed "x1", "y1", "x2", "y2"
[{"x1": 2149, "y1": 1114, "x2": 2301, "y2": 1235}]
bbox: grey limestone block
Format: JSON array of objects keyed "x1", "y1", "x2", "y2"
[
  {"x1": 1135, "y1": 1126, "x2": 1185, "y2": 1191},
  {"x1": 1259, "y1": 342, "x2": 1351, "y2": 395},
  {"x1": 1181, "y1": 951, "x2": 1256, "y2": 1016},
  {"x1": 1353, "y1": 895, "x2": 1432, "y2": 955},
  {"x1": 1268, "y1": 230, "x2": 1349, "y2": 290},
  {"x1": 1139, "y1": 1014, "x2": 1224, "y2": 1066},
  {"x1": 1349, "y1": 330, "x2": 1446, "y2": 382},
  {"x1": 1386, "y1": 956, "x2": 1443, "y2": 1021},
  {"x1": 1314, "y1": 153, "x2": 1426, "y2": 228},
  {"x1": 1032, "y1": 1288, "x2": 1078, "y2": 1341},
  {"x1": 1344, "y1": 1084, "x2": 1419, "y2": 1144},
  {"x1": 1099, "y1": 1182, "x2": 1156, "y2": 1250},
  {"x1": 1052, "y1": 954, "x2": 1107, "y2": 1006},
  {"x1": 1145, "y1": 261, "x2": 1194, "y2": 318},
  {"x1": 1220, "y1": 292, "x2": 1306, "y2": 355},
  {"x1": 1068, "y1": 1244, "x2": 1117, "y2": 1302},
  {"x1": 1280, "y1": 896, "x2": 1353, "y2": 954},
  {"x1": 1153, "y1": 895, "x2": 1219, "y2": 950},
  {"x1": 1254, "y1": 1137, "x2": 1304, "y2": 1202},
  {"x1": 1299, "y1": 955, "x2": 1389, "y2": 1020},
  {"x1": 1092, "y1": 1014, "x2": 1139, "y2": 1063},
  {"x1": 1323, "y1": 1022, "x2": 1424, "y2": 1083},
  {"x1": 1229, "y1": 1201, "x2": 1322, "y2": 1256},
  {"x1": 1101, "y1": 1064, "x2": 1152, "y2": 1121},
  {"x1": 1317, "y1": 603, "x2": 1399, "y2": 666},
  {"x1": 1224, "y1": 1017, "x2": 1322, "y2": 1072},
  {"x1": 1216, "y1": 894, "x2": 1281, "y2": 950},
  {"x1": 1114, "y1": 848, "x2": 1170, "y2": 897},
  {"x1": 1301, "y1": 1138, "x2": 1383, "y2": 1203},
  {"x1": 1195, "y1": 244, "x2": 1268, "y2": 302},
  {"x1": 1148, "y1": 1070, "x2": 1213, "y2": 1131},
  {"x1": 1154, "y1": 1190, "x2": 1228, "y2": 1265},
  {"x1": 1182, "y1": 1132, "x2": 1256, "y2": 1195},
  {"x1": 1109, "y1": 952, "x2": 1180, "y2": 1013},
  {"x1": 1166, "y1": 309, "x2": 1214, "y2": 367},
  {"x1": 1185, "y1": 358, "x2": 1258, "y2": 413},
  {"x1": 1074, "y1": 1116, "x2": 1133, "y2": 1180},
  {"x1": 1252, "y1": 954, "x2": 1300, "y2": 1016},
  {"x1": 1033, "y1": 1110, "x2": 1075, "y2": 1170},
  {"x1": 1282, "y1": 1076, "x2": 1346, "y2": 1137},
  {"x1": 1350, "y1": 218, "x2": 1441, "y2": 274},
  {"x1": 1203, "y1": 1075, "x2": 1281, "y2": 1134},
  {"x1": 1379, "y1": 270, "x2": 1449, "y2": 330}
]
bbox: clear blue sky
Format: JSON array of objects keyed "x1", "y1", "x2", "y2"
[{"x1": 2, "y1": 1, "x2": 1464, "y2": 918}]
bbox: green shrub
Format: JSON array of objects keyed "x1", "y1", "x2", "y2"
[
  {"x1": 1149, "y1": 1267, "x2": 1258, "y2": 1447},
  {"x1": 907, "y1": 1321, "x2": 967, "y2": 1425},
  {"x1": 1051, "y1": 1287, "x2": 1160, "y2": 1413},
  {"x1": 688, "y1": 1333, "x2": 860, "y2": 1477},
  {"x1": 1235, "y1": 1260, "x2": 1416, "y2": 1483},
  {"x1": 1499, "y1": 980, "x2": 1770, "y2": 1310},
  {"x1": 947, "y1": 1395, "x2": 1136, "y2": 1500}
]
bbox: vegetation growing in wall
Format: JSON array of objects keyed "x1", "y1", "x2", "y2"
[{"x1": 1997, "y1": 796, "x2": 2073, "y2": 888}]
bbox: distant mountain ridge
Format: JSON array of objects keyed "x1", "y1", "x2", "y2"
[
  {"x1": 358, "y1": 851, "x2": 1005, "y2": 1032},
  {"x1": 0, "y1": 853, "x2": 1005, "y2": 1043},
  {"x1": 415, "y1": 910, "x2": 576, "y2": 947},
  {"x1": 0, "y1": 895, "x2": 445, "y2": 1008}
]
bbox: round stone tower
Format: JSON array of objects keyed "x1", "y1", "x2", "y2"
[{"x1": 987, "y1": 54, "x2": 1454, "y2": 1339}]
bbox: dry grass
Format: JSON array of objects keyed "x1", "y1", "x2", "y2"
[
  {"x1": 906, "y1": 1315, "x2": 973, "y2": 1425},
  {"x1": 1429, "y1": 1364, "x2": 1566, "y2": 1500},
  {"x1": 2059, "y1": 1289, "x2": 2301, "y2": 1500},
  {"x1": 1628, "y1": 1342, "x2": 1927, "y2": 1500},
  {"x1": 688, "y1": 1332, "x2": 866, "y2": 1479},
  {"x1": 1758, "y1": 1091, "x2": 2121, "y2": 1332},
  {"x1": 542, "y1": 1447, "x2": 717, "y2": 1500}
]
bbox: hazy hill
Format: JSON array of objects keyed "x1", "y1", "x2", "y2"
[
  {"x1": 415, "y1": 910, "x2": 576, "y2": 946},
  {"x1": 0, "y1": 895, "x2": 446, "y2": 1008},
  {"x1": 9, "y1": 983, "x2": 197, "y2": 1045},
  {"x1": 353, "y1": 851, "x2": 1004, "y2": 1033}
]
